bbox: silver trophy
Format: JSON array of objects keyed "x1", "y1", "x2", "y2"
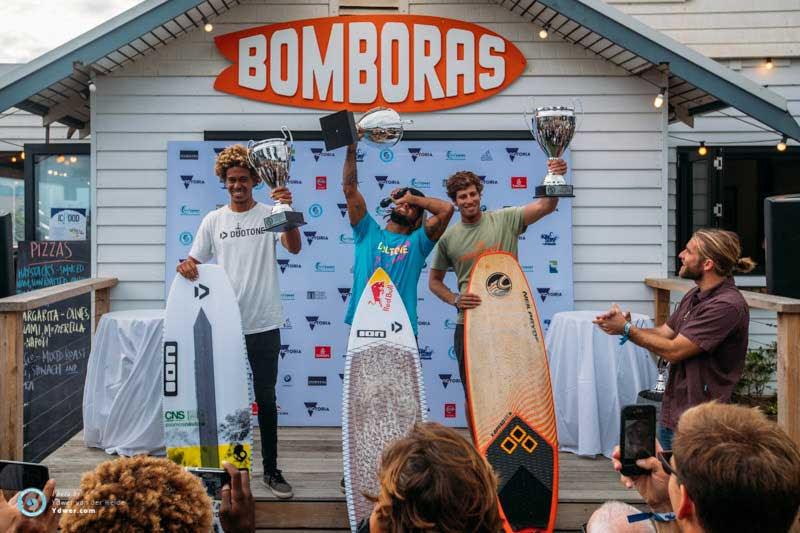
[
  {"x1": 357, "y1": 107, "x2": 412, "y2": 148},
  {"x1": 248, "y1": 127, "x2": 306, "y2": 232},
  {"x1": 525, "y1": 104, "x2": 578, "y2": 197}
]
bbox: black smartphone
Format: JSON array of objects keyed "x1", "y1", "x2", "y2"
[
  {"x1": 0, "y1": 460, "x2": 50, "y2": 491},
  {"x1": 619, "y1": 404, "x2": 656, "y2": 476},
  {"x1": 187, "y1": 467, "x2": 231, "y2": 500}
]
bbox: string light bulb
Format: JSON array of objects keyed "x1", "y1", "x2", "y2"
[
  {"x1": 70, "y1": 156, "x2": 77, "y2": 163},
  {"x1": 203, "y1": 18, "x2": 213, "y2": 32},
  {"x1": 539, "y1": 26, "x2": 548, "y2": 39},
  {"x1": 11, "y1": 156, "x2": 17, "y2": 163},
  {"x1": 698, "y1": 141, "x2": 708, "y2": 156},
  {"x1": 88, "y1": 81, "x2": 96, "y2": 93},
  {"x1": 57, "y1": 155, "x2": 65, "y2": 163},
  {"x1": 777, "y1": 136, "x2": 787, "y2": 152},
  {"x1": 653, "y1": 89, "x2": 665, "y2": 109},
  {"x1": 20, "y1": 151, "x2": 25, "y2": 160},
  {"x1": 765, "y1": 57, "x2": 774, "y2": 70}
]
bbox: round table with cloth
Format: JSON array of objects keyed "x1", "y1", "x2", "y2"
[
  {"x1": 83, "y1": 309, "x2": 166, "y2": 456},
  {"x1": 546, "y1": 310, "x2": 658, "y2": 458}
]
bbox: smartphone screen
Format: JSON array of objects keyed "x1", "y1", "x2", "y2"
[
  {"x1": 187, "y1": 468, "x2": 231, "y2": 500},
  {"x1": 0, "y1": 461, "x2": 49, "y2": 491},
  {"x1": 619, "y1": 405, "x2": 656, "y2": 475}
]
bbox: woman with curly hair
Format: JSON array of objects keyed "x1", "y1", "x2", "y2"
[
  {"x1": 362, "y1": 422, "x2": 503, "y2": 533},
  {"x1": 59, "y1": 455, "x2": 213, "y2": 532}
]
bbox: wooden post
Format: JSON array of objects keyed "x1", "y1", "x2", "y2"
[
  {"x1": 95, "y1": 287, "x2": 111, "y2": 330},
  {"x1": 0, "y1": 311, "x2": 24, "y2": 460},
  {"x1": 777, "y1": 312, "x2": 800, "y2": 448},
  {"x1": 654, "y1": 287, "x2": 670, "y2": 326}
]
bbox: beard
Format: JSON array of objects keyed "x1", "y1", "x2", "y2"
[
  {"x1": 389, "y1": 209, "x2": 415, "y2": 227},
  {"x1": 679, "y1": 262, "x2": 703, "y2": 280}
]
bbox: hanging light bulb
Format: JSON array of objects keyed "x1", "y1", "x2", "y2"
[
  {"x1": 539, "y1": 26, "x2": 548, "y2": 39},
  {"x1": 57, "y1": 155, "x2": 65, "y2": 163},
  {"x1": 11, "y1": 156, "x2": 16, "y2": 163},
  {"x1": 698, "y1": 141, "x2": 708, "y2": 156},
  {"x1": 70, "y1": 156, "x2": 77, "y2": 163},
  {"x1": 765, "y1": 57, "x2": 774, "y2": 70},
  {"x1": 20, "y1": 151, "x2": 25, "y2": 160},
  {"x1": 777, "y1": 136, "x2": 788, "y2": 152},
  {"x1": 203, "y1": 18, "x2": 213, "y2": 32},
  {"x1": 653, "y1": 89, "x2": 665, "y2": 109}
]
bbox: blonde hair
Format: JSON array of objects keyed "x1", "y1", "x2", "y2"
[
  {"x1": 59, "y1": 456, "x2": 213, "y2": 532},
  {"x1": 692, "y1": 228, "x2": 756, "y2": 277},
  {"x1": 215, "y1": 144, "x2": 257, "y2": 182}
]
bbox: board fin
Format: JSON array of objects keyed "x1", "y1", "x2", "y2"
[{"x1": 194, "y1": 308, "x2": 219, "y2": 467}]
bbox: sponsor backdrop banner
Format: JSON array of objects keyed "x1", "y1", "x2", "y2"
[{"x1": 167, "y1": 139, "x2": 573, "y2": 427}]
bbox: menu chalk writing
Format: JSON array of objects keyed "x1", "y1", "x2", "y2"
[{"x1": 16, "y1": 240, "x2": 90, "y2": 462}]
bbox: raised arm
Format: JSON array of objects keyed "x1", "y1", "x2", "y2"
[
  {"x1": 394, "y1": 192, "x2": 454, "y2": 241},
  {"x1": 342, "y1": 143, "x2": 367, "y2": 226},
  {"x1": 521, "y1": 158, "x2": 567, "y2": 226}
]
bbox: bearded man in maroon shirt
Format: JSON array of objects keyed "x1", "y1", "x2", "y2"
[{"x1": 594, "y1": 229, "x2": 756, "y2": 448}]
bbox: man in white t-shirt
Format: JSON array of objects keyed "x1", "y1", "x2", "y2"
[{"x1": 176, "y1": 144, "x2": 301, "y2": 499}]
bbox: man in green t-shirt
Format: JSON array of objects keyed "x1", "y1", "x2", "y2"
[{"x1": 428, "y1": 159, "x2": 567, "y2": 389}]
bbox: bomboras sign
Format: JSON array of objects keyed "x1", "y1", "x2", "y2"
[{"x1": 214, "y1": 16, "x2": 526, "y2": 112}]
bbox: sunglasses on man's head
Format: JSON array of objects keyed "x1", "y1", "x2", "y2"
[{"x1": 658, "y1": 450, "x2": 676, "y2": 478}]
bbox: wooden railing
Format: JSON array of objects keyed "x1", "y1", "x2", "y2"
[
  {"x1": 0, "y1": 277, "x2": 118, "y2": 460},
  {"x1": 646, "y1": 278, "x2": 800, "y2": 446}
]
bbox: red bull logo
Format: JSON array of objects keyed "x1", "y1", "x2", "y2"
[{"x1": 369, "y1": 280, "x2": 393, "y2": 311}]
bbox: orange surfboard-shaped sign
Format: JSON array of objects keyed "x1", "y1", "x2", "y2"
[{"x1": 214, "y1": 16, "x2": 526, "y2": 112}]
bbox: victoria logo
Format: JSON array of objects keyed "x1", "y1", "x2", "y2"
[
  {"x1": 407, "y1": 148, "x2": 432, "y2": 161},
  {"x1": 486, "y1": 272, "x2": 512, "y2": 297},
  {"x1": 540, "y1": 232, "x2": 559, "y2": 246},
  {"x1": 180, "y1": 175, "x2": 205, "y2": 189},
  {"x1": 537, "y1": 287, "x2": 562, "y2": 302},
  {"x1": 478, "y1": 175, "x2": 498, "y2": 185},
  {"x1": 310, "y1": 148, "x2": 334, "y2": 162},
  {"x1": 438, "y1": 374, "x2": 462, "y2": 389},
  {"x1": 337, "y1": 203, "x2": 348, "y2": 217},
  {"x1": 276, "y1": 259, "x2": 301, "y2": 273},
  {"x1": 304, "y1": 402, "x2": 330, "y2": 417},
  {"x1": 374, "y1": 175, "x2": 399, "y2": 190},
  {"x1": 303, "y1": 231, "x2": 329, "y2": 245},
  {"x1": 337, "y1": 287, "x2": 351, "y2": 302},
  {"x1": 505, "y1": 147, "x2": 531, "y2": 161},
  {"x1": 305, "y1": 316, "x2": 331, "y2": 330}
]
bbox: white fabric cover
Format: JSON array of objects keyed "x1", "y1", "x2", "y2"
[
  {"x1": 546, "y1": 310, "x2": 658, "y2": 458},
  {"x1": 83, "y1": 309, "x2": 166, "y2": 456}
]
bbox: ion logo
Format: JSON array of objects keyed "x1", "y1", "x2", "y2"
[
  {"x1": 281, "y1": 292, "x2": 295, "y2": 301},
  {"x1": 511, "y1": 176, "x2": 528, "y2": 189},
  {"x1": 163, "y1": 341, "x2": 178, "y2": 396},
  {"x1": 486, "y1": 272, "x2": 512, "y2": 298},
  {"x1": 410, "y1": 178, "x2": 431, "y2": 189},
  {"x1": 522, "y1": 265, "x2": 534, "y2": 273},
  {"x1": 315, "y1": 176, "x2": 327, "y2": 189},
  {"x1": 537, "y1": 288, "x2": 562, "y2": 302},
  {"x1": 448, "y1": 346, "x2": 457, "y2": 360},
  {"x1": 356, "y1": 329, "x2": 387, "y2": 338},
  {"x1": 540, "y1": 232, "x2": 559, "y2": 246},
  {"x1": 444, "y1": 403, "x2": 456, "y2": 418},
  {"x1": 308, "y1": 376, "x2": 327, "y2": 387},
  {"x1": 338, "y1": 287, "x2": 352, "y2": 302},
  {"x1": 309, "y1": 203, "x2": 323, "y2": 217},
  {"x1": 315, "y1": 345, "x2": 332, "y2": 358},
  {"x1": 303, "y1": 402, "x2": 330, "y2": 417}
]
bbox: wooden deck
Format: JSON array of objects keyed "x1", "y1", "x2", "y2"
[{"x1": 45, "y1": 427, "x2": 642, "y2": 532}]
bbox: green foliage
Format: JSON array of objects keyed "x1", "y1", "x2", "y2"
[{"x1": 735, "y1": 342, "x2": 777, "y2": 398}]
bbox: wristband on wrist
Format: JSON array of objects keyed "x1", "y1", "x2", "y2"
[
  {"x1": 619, "y1": 321, "x2": 632, "y2": 345},
  {"x1": 453, "y1": 294, "x2": 461, "y2": 309},
  {"x1": 627, "y1": 511, "x2": 676, "y2": 524}
]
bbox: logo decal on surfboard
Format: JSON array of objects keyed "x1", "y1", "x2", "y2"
[
  {"x1": 164, "y1": 341, "x2": 178, "y2": 396},
  {"x1": 368, "y1": 280, "x2": 394, "y2": 311},
  {"x1": 486, "y1": 272, "x2": 512, "y2": 297},
  {"x1": 194, "y1": 284, "x2": 210, "y2": 299}
]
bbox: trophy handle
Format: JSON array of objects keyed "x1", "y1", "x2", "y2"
[
  {"x1": 523, "y1": 109, "x2": 535, "y2": 138},
  {"x1": 281, "y1": 126, "x2": 293, "y2": 145},
  {"x1": 246, "y1": 140, "x2": 257, "y2": 167},
  {"x1": 571, "y1": 98, "x2": 584, "y2": 132}
]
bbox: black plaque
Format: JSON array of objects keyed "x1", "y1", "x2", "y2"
[
  {"x1": 16, "y1": 241, "x2": 91, "y2": 462},
  {"x1": 319, "y1": 110, "x2": 358, "y2": 151}
]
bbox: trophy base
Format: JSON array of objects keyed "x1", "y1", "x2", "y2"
[
  {"x1": 535, "y1": 184, "x2": 575, "y2": 198},
  {"x1": 264, "y1": 211, "x2": 306, "y2": 232}
]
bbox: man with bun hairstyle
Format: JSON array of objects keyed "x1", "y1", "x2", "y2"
[{"x1": 594, "y1": 229, "x2": 756, "y2": 448}]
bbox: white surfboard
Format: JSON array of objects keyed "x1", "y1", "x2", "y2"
[
  {"x1": 163, "y1": 264, "x2": 253, "y2": 470},
  {"x1": 342, "y1": 268, "x2": 427, "y2": 531}
]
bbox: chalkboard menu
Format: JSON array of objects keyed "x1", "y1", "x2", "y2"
[{"x1": 16, "y1": 240, "x2": 90, "y2": 462}]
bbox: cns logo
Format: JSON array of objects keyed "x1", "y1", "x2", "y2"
[
  {"x1": 279, "y1": 344, "x2": 302, "y2": 359},
  {"x1": 281, "y1": 292, "x2": 295, "y2": 301},
  {"x1": 337, "y1": 287, "x2": 351, "y2": 302},
  {"x1": 303, "y1": 231, "x2": 329, "y2": 246},
  {"x1": 541, "y1": 232, "x2": 559, "y2": 246},
  {"x1": 315, "y1": 262, "x2": 335, "y2": 272},
  {"x1": 407, "y1": 147, "x2": 432, "y2": 161},
  {"x1": 505, "y1": 147, "x2": 531, "y2": 161},
  {"x1": 418, "y1": 345, "x2": 433, "y2": 360},
  {"x1": 308, "y1": 204, "x2": 324, "y2": 218},
  {"x1": 486, "y1": 272, "x2": 512, "y2": 298},
  {"x1": 310, "y1": 148, "x2": 334, "y2": 162},
  {"x1": 304, "y1": 402, "x2": 330, "y2": 417},
  {"x1": 180, "y1": 205, "x2": 201, "y2": 216},
  {"x1": 438, "y1": 374, "x2": 462, "y2": 389},
  {"x1": 305, "y1": 316, "x2": 331, "y2": 330},
  {"x1": 179, "y1": 175, "x2": 205, "y2": 189},
  {"x1": 276, "y1": 259, "x2": 301, "y2": 273},
  {"x1": 537, "y1": 288, "x2": 563, "y2": 302},
  {"x1": 444, "y1": 319, "x2": 457, "y2": 330},
  {"x1": 448, "y1": 346, "x2": 457, "y2": 360},
  {"x1": 410, "y1": 178, "x2": 431, "y2": 189},
  {"x1": 379, "y1": 149, "x2": 394, "y2": 162},
  {"x1": 339, "y1": 234, "x2": 355, "y2": 244},
  {"x1": 374, "y1": 175, "x2": 400, "y2": 190},
  {"x1": 446, "y1": 150, "x2": 466, "y2": 160},
  {"x1": 178, "y1": 232, "x2": 193, "y2": 245}
]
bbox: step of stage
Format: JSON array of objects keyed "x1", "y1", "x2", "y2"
[{"x1": 46, "y1": 428, "x2": 643, "y2": 532}]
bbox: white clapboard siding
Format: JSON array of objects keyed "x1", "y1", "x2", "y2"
[
  {"x1": 94, "y1": 0, "x2": 665, "y2": 312},
  {"x1": 0, "y1": 108, "x2": 75, "y2": 150},
  {"x1": 608, "y1": 0, "x2": 800, "y2": 59}
]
